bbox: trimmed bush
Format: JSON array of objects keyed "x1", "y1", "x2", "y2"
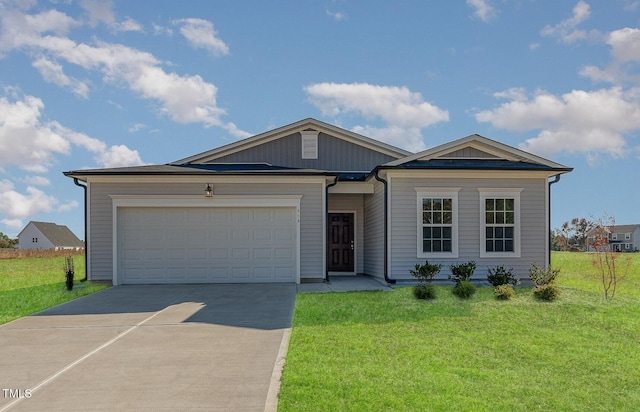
[
  {"x1": 533, "y1": 284, "x2": 561, "y2": 301},
  {"x1": 452, "y1": 280, "x2": 476, "y2": 299},
  {"x1": 410, "y1": 261, "x2": 442, "y2": 287},
  {"x1": 449, "y1": 261, "x2": 476, "y2": 284},
  {"x1": 487, "y1": 265, "x2": 519, "y2": 287},
  {"x1": 413, "y1": 284, "x2": 437, "y2": 300},
  {"x1": 494, "y1": 284, "x2": 515, "y2": 300}
]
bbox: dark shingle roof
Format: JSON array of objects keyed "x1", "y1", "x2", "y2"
[{"x1": 28, "y1": 222, "x2": 84, "y2": 247}]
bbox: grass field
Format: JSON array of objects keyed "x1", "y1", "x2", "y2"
[
  {"x1": 0, "y1": 251, "x2": 110, "y2": 325},
  {"x1": 278, "y1": 252, "x2": 640, "y2": 411}
]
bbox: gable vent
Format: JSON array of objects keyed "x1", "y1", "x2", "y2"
[{"x1": 301, "y1": 130, "x2": 319, "y2": 159}]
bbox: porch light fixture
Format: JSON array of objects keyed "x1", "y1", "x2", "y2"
[{"x1": 204, "y1": 184, "x2": 213, "y2": 197}]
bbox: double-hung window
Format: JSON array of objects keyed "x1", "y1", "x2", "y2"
[
  {"x1": 416, "y1": 188, "x2": 460, "y2": 258},
  {"x1": 479, "y1": 189, "x2": 521, "y2": 257}
]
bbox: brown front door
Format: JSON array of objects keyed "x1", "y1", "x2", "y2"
[{"x1": 328, "y1": 213, "x2": 354, "y2": 272}]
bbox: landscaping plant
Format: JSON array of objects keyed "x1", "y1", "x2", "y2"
[
  {"x1": 494, "y1": 284, "x2": 515, "y2": 300},
  {"x1": 449, "y1": 261, "x2": 477, "y2": 299},
  {"x1": 410, "y1": 260, "x2": 442, "y2": 300},
  {"x1": 587, "y1": 215, "x2": 630, "y2": 301},
  {"x1": 63, "y1": 256, "x2": 74, "y2": 291},
  {"x1": 529, "y1": 262, "x2": 560, "y2": 301},
  {"x1": 487, "y1": 265, "x2": 519, "y2": 287}
]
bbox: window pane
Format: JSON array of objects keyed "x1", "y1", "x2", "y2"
[
  {"x1": 486, "y1": 199, "x2": 494, "y2": 211},
  {"x1": 505, "y1": 227, "x2": 514, "y2": 238},
  {"x1": 443, "y1": 198, "x2": 452, "y2": 210},
  {"x1": 443, "y1": 240, "x2": 452, "y2": 252},
  {"x1": 486, "y1": 212, "x2": 494, "y2": 224},
  {"x1": 505, "y1": 240, "x2": 514, "y2": 251},
  {"x1": 443, "y1": 212, "x2": 452, "y2": 224},
  {"x1": 423, "y1": 227, "x2": 431, "y2": 239},
  {"x1": 443, "y1": 227, "x2": 452, "y2": 239},
  {"x1": 423, "y1": 240, "x2": 431, "y2": 252},
  {"x1": 433, "y1": 199, "x2": 442, "y2": 211},
  {"x1": 496, "y1": 212, "x2": 505, "y2": 224},
  {"x1": 434, "y1": 212, "x2": 442, "y2": 224},
  {"x1": 486, "y1": 227, "x2": 493, "y2": 238},
  {"x1": 495, "y1": 227, "x2": 503, "y2": 238},
  {"x1": 423, "y1": 212, "x2": 431, "y2": 224},
  {"x1": 505, "y1": 198, "x2": 514, "y2": 210},
  {"x1": 495, "y1": 240, "x2": 504, "y2": 252},
  {"x1": 496, "y1": 198, "x2": 505, "y2": 210},
  {"x1": 505, "y1": 212, "x2": 514, "y2": 224},
  {"x1": 433, "y1": 227, "x2": 442, "y2": 238},
  {"x1": 433, "y1": 240, "x2": 441, "y2": 252},
  {"x1": 486, "y1": 240, "x2": 493, "y2": 252},
  {"x1": 423, "y1": 199, "x2": 432, "y2": 211}
]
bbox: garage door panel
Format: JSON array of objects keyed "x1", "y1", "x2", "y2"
[{"x1": 119, "y1": 207, "x2": 297, "y2": 284}]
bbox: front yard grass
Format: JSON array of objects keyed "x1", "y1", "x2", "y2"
[
  {"x1": 0, "y1": 253, "x2": 110, "y2": 325},
  {"x1": 279, "y1": 260, "x2": 640, "y2": 411}
]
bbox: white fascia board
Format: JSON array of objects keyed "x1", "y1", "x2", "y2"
[
  {"x1": 384, "y1": 169, "x2": 559, "y2": 179},
  {"x1": 87, "y1": 175, "x2": 327, "y2": 184},
  {"x1": 328, "y1": 182, "x2": 374, "y2": 194}
]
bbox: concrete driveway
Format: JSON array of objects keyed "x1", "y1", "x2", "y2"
[{"x1": 0, "y1": 284, "x2": 296, "y2": 412}]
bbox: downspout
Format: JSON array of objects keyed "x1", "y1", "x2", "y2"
[
  {"x1": 325, "y1": 175, "x2": 339, "y2": 282},
  {"x1": 548, "y1": 174, "x2": 561, "y2": 266},
  {"x1": 374, "y1": 170, "x2": 395, "y2": 284},
  {"x1": 73, "y1": 178, "x2": 88, "y2": 282}
]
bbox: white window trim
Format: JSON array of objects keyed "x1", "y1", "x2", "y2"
[
  {"x1": 625, "y1": 233, "x2": 630, "y2": 240},
  {"x1": 479, "y1": 188, "x2": 522, "y2": 258},
  {"x1": 416, "y1": 188, "x2": 461, "y2": 259},
  {"x1": 612, "y1": 234, "x2": 618, "y2": 240}
]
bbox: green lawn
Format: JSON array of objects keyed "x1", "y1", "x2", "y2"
[
  {"x1": 0, "y1": 254, "x2": 110, "y2": 325},
  {"x1": 279, "y1": 252, "x2": 640, "y2": 411}
]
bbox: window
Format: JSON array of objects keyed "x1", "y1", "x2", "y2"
[
  {"x1": 416, "y1": 188, "x2": 460, "y2": 258},
  {"x1": 625, "y1": 233, "x2": 631, "y2": 240},
  {"x1": 32, "y1": 237, "x2": 38, "y2": 243},
  {"x1": 625, "y1": 243, "x2": 631, "y2": 250},
  {"x1": 612, "y1": 234, "x2": 618, "y2": 241},
  {"x1": 479, "y1": 189, "x2": 522, "y2": 257}
]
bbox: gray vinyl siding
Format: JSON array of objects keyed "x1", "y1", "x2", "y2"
[
  {"x1": 328, "y1": 194, "x2": 365, "y2": 273},
  {"x1": 363, "y1": 180, "x2": 385, "y2": 280},
  {"x1": 209, "y1": 132, "x2": 397, "y2": 171},
  {"x1": 388, "y1": 175, "x2": 548, "y2": 281},
  {"x1": 87, "y1": 180, "x2": 324, "y2": 282}
]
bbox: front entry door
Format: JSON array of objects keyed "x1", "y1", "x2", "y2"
[{"x1": 328, "y1": 213, "x2": 354, "y2": 272}]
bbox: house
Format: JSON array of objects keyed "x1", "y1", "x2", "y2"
[
  {"x1": 18, "y1": 221, "x2": 84, "y2": 251},
  {"x1": 587, "y1": 224, "x2": 640, "y2": 252},
  {"x1": 63, "y1": 118, "x2": 572, "y2": 285}
]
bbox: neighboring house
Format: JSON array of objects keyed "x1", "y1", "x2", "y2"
[
  {"x1": 18, "y1": 221, "x2": 84, "y2": 251},
  {"x1": 63, "y1": 118, "x2": 572, "y2": 285},
  {"x1": 587, "y1": 224, "x2": 640, "y2": 252}
]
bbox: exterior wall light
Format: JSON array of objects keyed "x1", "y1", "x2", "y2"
[{"x1": 205, "y1": 184, "x2": 213, "y2": 197}]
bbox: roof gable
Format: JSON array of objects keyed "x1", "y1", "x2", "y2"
[
  {"x1": 171, "y1": 118, "x2": 411, "y2": 171},
  {"x1": 19, "y1": 221, "x2": 83, "y2": 247},
  {"x1": 386, "y1": 134, "x2": 571, "y2": 170}
]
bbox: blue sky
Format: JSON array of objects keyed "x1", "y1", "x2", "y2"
[{"x1": 0, "y1": 0, "x2": 639, "y2": 240}]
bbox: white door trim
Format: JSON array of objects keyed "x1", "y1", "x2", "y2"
[{"x1": 110, "y1": 195, "x2": 302, "y2": 285}]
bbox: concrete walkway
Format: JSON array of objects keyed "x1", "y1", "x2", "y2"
[
  {"x1": 297, "y1": 275, "x2": 393, "y2": 293},
  {"x1": 0, "y1": 284, "x2": 295, "y2": 412}
]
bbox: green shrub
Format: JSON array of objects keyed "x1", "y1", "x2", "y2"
[
  {"x1": 413, "y1": 284, "x2": 437, "y2": 300},
  {"x1": 487, "y1": 265, "x2": 519, "y2": 287},
  {"x1": 410, "y1": 261, "x2": 442, "y2": 287},
  {"x1": 533, "y1": 284, "x2": 561, "y2": 301},
  {"x1": 529, "y1": 262, "x2": 560, "y2": 286},
  {"x1": 449, "y1": 261, "x2": 476, "y2": 284},
  {"x1": 494, "y1": 284, "x2": 515, "y2": 300},
  {"x1": 452, "y1": 280, "x2": 476, "y2": 299}
]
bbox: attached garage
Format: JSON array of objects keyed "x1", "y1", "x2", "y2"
[{"x1": 111, "y1": 196, "x2": 301, "y2": 285}]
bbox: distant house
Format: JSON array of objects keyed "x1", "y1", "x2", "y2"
[
  {"x1": 17, "y1": 221, "x2": 84, "y2": 250},
  {"x1": 587, "y1": 224, "x2": 640, "y2": 252}
]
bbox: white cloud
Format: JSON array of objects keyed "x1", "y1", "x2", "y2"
[
  {"x1": 541, "y1": 0, "x2": 591, "y2": 43},
  {"x1": 0, "y1": 180, "x2": 59, "y2": 219},
  {"x1": 79, "y1": 0, "x2": 142, "y2": 33},
  {"x1": 467, "y1": 0, "x2": 496, "y2": 23},
  {"x1": 0, "y1": 7, "x2": 248, "y2": 138},
  {"x1": 475, "y1": 87, "x2": 640, "y2": 158},
  {"x1": 0, "y1": 218, "x2": 23, "y2": 231},
  {"x1": 96, "y1": 145, "x2": 144, "y2": 168},
  {"x1": 173, "y1": 18, "x2": 229, "y2": 56},
  {"x1": 304, "y1": 82, "x2": 449, "y2": 152},
  {"x1": 32, "y1": 56, "x2": 90, "y2": 98},
  {"x1": 23, "y1": 176, "x2": 50, "y2": 186},
  {"x1": 580, "y1": 28, "x2": 640, "y2": 85},
  {"x1": 326, "y1": 10, "x2": 347, "y2": 22}
]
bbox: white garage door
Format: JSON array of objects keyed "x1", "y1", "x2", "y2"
[{"x1": 118, "y1": 207, "x2": 297, "y2": 284}]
